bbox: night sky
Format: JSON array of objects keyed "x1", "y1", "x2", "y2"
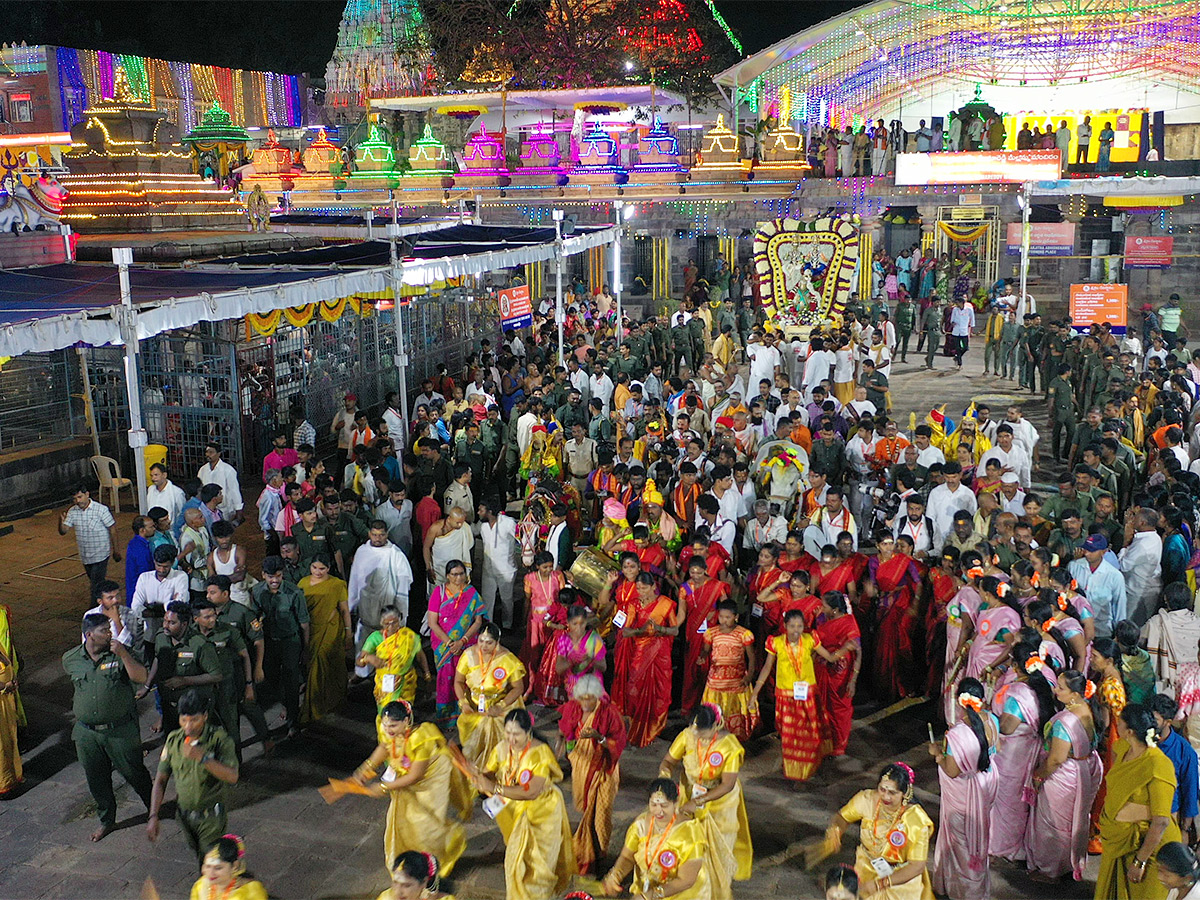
[{"x1": 0, "y1": 1, "x2": 867, "y2": 75}]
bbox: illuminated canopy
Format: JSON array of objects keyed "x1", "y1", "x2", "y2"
[{"x1": 714, "y1": 0, "x2": 1200, "y2": 127}]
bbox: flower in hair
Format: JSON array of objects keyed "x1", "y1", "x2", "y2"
[
  {"x1": 896, "y1": 761, "x2": 916, "y2": 784},
  {"x1": 966, "y1": 565, "x2": 985, "y2": 579},
  {"x1": 1146, "y1": 728, "x2": 1158, "y2": 748},
  {"x1": 1050, "y1": 553, "x2": 1061, "y2": 567},
  {"x1": 1057, "y1": 593, "x2": 1069, "y2": 612},
  {"x1": 1030, "y1": 572, "x2": 1041, "y2": 588},
  {"x1": 1084, "y1": 680, "x2": 1097, "y2": 699},
  {"x1": 1024, "y1": 656, "x2": 1045, "y2": 674},
  {"x1": 701, "y1": 702, "x2": 725, "y2": 728},
  {"x1": 995, "y1": 581, "x2": 1010, "y2": 598},
  {"x1": 221, "y1": 834, "x2": 246, "y2": 860},
  {"x1": 958, "y1": 693, "x2": 984, "y2": 713}
]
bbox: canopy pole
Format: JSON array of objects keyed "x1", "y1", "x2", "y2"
[
  {"x1": 388, "y1": 224, "x2": 410, "y2": 447},
  {"x1": 613, "y1": 200, "x2": 624, "y2": 346},
  {"x1": 1018, "y1": 181, "x2": 1031, "y2": 319},
  {"x1": 113, "y1": 247, "x2": 148, "y2": 513},
  {"x1": 553, "y1": 208, "x2": 565, "y2": 365}
]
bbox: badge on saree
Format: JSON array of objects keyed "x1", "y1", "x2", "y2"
[
  {"x1": 793, "y1": 681, "x2": 810, "y2": 701},
  {"x1": 870, "y1": 857, "x2": 895, "y2": 878},
  {"x1": 692, "y1": 784, "x2": 708, "y2": 800},
  {"x1": 658, "y1": 850, "x2": 678, "y2": 869},
  {"x1": 519, "y1": 769, "x2": 533, "y2": 787},
  {"x1": 708, "y1": 751, "x2": 724, "y2": 768},
  {"x1": 612, "y1": 610, "x2": 628, "y2": 629},
  {"x1": 887, "y1": 829, "x2": 907, "y2": 851},
  {"x1": 696, "y1": 620, "x2": 708, "y2": 635},
  {"x1": 751, "y1": 603, "x2": 764, "y2": 617},
  {"x1": 381, "y1": 674, "x2": 397, "y2": 693},
  {"x1": 482, "y1": 794, "x2": 509, "y2": 818},
  {"x1": 492, "y1": 666, "x2": 507, "y2": 681},
  {"x1": 381, "y1": 767, "x2": 397, "y2": 784}
]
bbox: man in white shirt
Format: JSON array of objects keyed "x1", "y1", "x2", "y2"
[
  {"x1": 845, "y1": 419, "x2": 877, "y2": 531},
  {"x1": 997, "y1": 472, "x2": 1026, "y2": 516},
  {"x1": 912, "y1": 425, "x2": 945, "y2": 468},
  {"x1": 146, "y1": 463, "x2": 186, "y2": 525},
  {"x1": 413, "y1": 379, "x2": 444, "y2": 410},
  {"x1": 588, "y1": 369, "x2": 615, "y2": 414},
  {"x1": 707, "y1": 464, "x2": 743, "y2": 526},
  {"x1": 893, "y1": 495, "x2": 935, "y2": 559},
  {"x1": 567, "y1": 359, "x2": 590, "y2": 404},
  {"x1": 1119, "y1": 508, "x2": 1165, "y2": 627},
  {"x1": 696, "y1": 494, "x2": 736, "y2": 556},
  {"x1": 742, "y1": 499, "x2": 787, "y2": 552},
  {"x1": 347, "y1": 520, "x2": 414, "y2": 676},
  {"x1": 980, "y1": 424, "x2": 1033, "y2": 488},
  {"x1": 516, "y1": 401, "x2": 541, "y2": 458},
  {"x1": 374, "y1": 485, "x2": 413, "y2": 554},
  {"x1": 804, "y1": 488, "x2": 858, "y2": 557},
  {"x1": 1004, "y1": 405, "x2": 1041, "y2": 462},
  {"x1": 746, "y1": 332, "x2": 781, "y2": 395},
  {"x1": 948, "y1": 298, "x2": 976, "y2": 369},
  {"x1": 477, "y1": 499, "x2": 521, "y2": 628},
  {"x1": 926, "y1": 461, "x2": 978, "y2": 547},
  {"x1": 197, "y1": 442, "x2": 243, "y2": 522},
  {"x1": 381, "y1": 391, "x2": 405, "y2": 452},
  {"x1": 131, "y1": 547, "x2": 189, "y2": 646}
]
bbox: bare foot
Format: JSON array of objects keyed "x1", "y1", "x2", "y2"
[{"x1": 91, "y1": 823, "x2": 116, "y2": 842}]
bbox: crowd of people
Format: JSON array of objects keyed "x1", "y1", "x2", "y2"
[{"x1": 5, "y1": 266, "x2": 1200, "y2": 900}]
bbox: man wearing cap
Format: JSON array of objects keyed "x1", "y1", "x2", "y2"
[
  {"x1": 1119, "y1": 508, "x2": 1164, "y2": 627},
  {"x1": 1068, "y1": 533, "x2": 1127, "y2": 638},
  {"x1": 330, "y1": 393, "x2": 359, "y2": 486},
  {"x1": 997, "y1": 472, "x2": 1026, "y2": 517}
]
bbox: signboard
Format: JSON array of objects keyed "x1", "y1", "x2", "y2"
[
  {"x1": 1005, "y1": 222, "x2": 1076, "y2": 257},
  {"x1": 1124, "y1": 235, "x2": 1174, "y2": 269},
  {"x1": 1003, "y1": 109, "x2": 1145, "y2": 164},
  {"x1": 895, "y1": 150, "x2": 1062, "y2": 185},
  {"x1": 498, "y1": 284, "x2": 532, "y2": 331},
  {"x1": 1069, "y1": 283, "x2": 1127, "y2": 331},
  {"x1": 951, "y1": 206, "x2": 987, "y2": 221},
  {"x1": 958, "y1": 193, "x2": 983, "y2": 205}
]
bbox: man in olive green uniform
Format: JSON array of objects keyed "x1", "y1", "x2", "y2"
[
  {"x1": 192, "y1": 597, "x2": 257, "y2": 760},
  {"x1": 278, "y1": 536, "x2": 304, "y2": 585},
  {"x1": 894, "y1": 296, "x2": 917, "y2": 362},
  {"x1": 147, "y1": 688, "x2": 238, "y2": 861},
  {"x1": 1046, "y1": 508, "x2": 1088, "y2": 562},
  {"x1": 610, "y1": 341, "x2": 640, "y2": 382},
  {"x1": 921, "y1": 297, "x2": 944, "y2": 370},
  {"x1": 1047, "y1": 364, "x2": 1077, "y2": 461},
  {"x1": 999, "y1": 311, "x2": 1022, "y2": 380},
  {"x1": 329, "y1": 495, "x2": 368, "y2": 577},
  {"x1": 1020, "y1": 313, "x2": 1044, "y2": 393},
  {"x1": 481, "y1": 405, "x2": 504, "y2": 481},
  {"x1": 206, "y1": 575, "x2": 273, "y2": 754},
  {"x1": 556, "y1": 389, "x2": 590, "y2": 432},
  {"x1": 1043, "y1": 321, "x2": 1067, "y2": 399},
  {"x1": 253, "y1": 556, "x2": 310, "y2": 736},
  {"x1": 1068, "y1": 407, "x2": 1104, "y2": 469},
  {"x1": 291, "y1": 498, "x2": 332, "y2": 572},
  {"x1": 1041, "y1": 472, "x2": 1095, "y2": 526},
  {"x1": 64, "y1": 614, "x2": 154, "y2": 841},
  {"x1": 146, "y1": 601, "x2": 221, "y2": 736},
  {"x1": 686, "y1": 309, "x2": 707, "y2": 369},
  {"x1": 453, "y1": 421, "x2": 488, "y2": 484}
]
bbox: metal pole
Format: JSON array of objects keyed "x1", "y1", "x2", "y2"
[
  {"x1": 113, "y1": 247, "x2": 149, "y2": 513},
  {"x1": 613, "y1": 200, "x2": 624, "y2": 346},
  {"x1": 388, "y1": 224, "x2": 410, "y2": 446},
  {"x1": 1018, "y1": 181, "x2": 1031, "y2": 319},
  {"x1": 553, "y1": 209, "x2": 565, "y2": 366}
]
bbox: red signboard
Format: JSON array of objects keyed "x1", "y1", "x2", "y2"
[
  {"x1": 1124, "y1": 235, "x2": 1173, "y2": 269},
  {"x1": 1069, "y1": 283, "x2": 1128, "y2": 330},
  {"x1": 498, "y1": 283, "x2": 532, "y2": 331}
]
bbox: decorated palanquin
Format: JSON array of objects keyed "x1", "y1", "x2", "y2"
[{"x1": 752, "y1": 216, "x2": 860, "y2": 337}]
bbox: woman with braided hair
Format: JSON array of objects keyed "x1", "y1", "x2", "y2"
[
  {"x1": 350, "y1": 701, "x2": 468, "y2": 876},
  {"x1": 814, "y1": 762, "x2": 935, "y2": 899},
  {"x1": 189, "y1": 835, "x2": 267, "y2": 900},
  {"x1": 962, "y1": 575, "x2": 1023, "y2": 685},
  {"x1": 1024, "y1": 590, "x2": 1088, "y2": 672},
  {"x1": 1095, "y1": 704, "x2": 1183, "y2": 899},
  {"x1": 930, "y1": 678, "x2": 1000, "y2": 900},
  {"x1": 1026, "y1": 669, "x2": 1103, "y2": 882},
  {"x1": 378, "y1": 851, "x2": 455, "y2": 900}
]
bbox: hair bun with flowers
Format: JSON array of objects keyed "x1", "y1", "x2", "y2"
[
  {"x1": 966, "y1": 565, "x2": 985, "y2": 579},
  {"x1": 1030, "y1": 572, "x2": 1041, "y2": 588},
  {"x1": 221, "y1": 834, "x2": 246, "y2": 860},
  {"x1": 895, "y1": 761, "x2": 917, "y2": 784},
  {"x1": 1024, "y1": 656, "x2": 1045, "y2": 675},
  {"x1": 701, "y1": 702, "x2": 725, "y2": 728},
  {"x1": 1084, "y1": 680, "x2": 1097, "y2": 699},
  {"x1": 1057, "y1": 592, "x2": 1070, "y2": 612},
  {"x1": 1050, "y1": 553, "x2": 1061, "y2": 567},
  {"x1": 995, "y1": 581, "x2": 1010, "y2": 598},
  {"x1": 958, "y1": 693, "x2": 984, "y2": 713}
]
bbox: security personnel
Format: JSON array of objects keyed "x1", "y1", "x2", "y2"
[
  {"x1": 145, "y1": 601, "x2": 221, "y2": 736},
  {"x1": 63, "y1": 613, "x2": 154, "y2": 841},
  {"x1": 453, "y1": 420, "x2": 488, "y2": 485},
  {"x1": 894, "y1": 295, "x2": 917, "y2": 362},
  {"x1": 192, "y1": 598, "x2": 258, "y2": 761},
  {"x1": 206, "y1": 575, "x2": 273, "y2": 752},
  {"x1": 252, "y1": 555, "x2": 310, "y2": 737},
  {"x1": 147, "y1": 688, "x2": 238, "y2": 861},
  {"x1": 921, "y1": 296, "x2": 944, "y2": 370},
  {"x1": 1047, "y1": 363, "x2": 1078, "y2": 462}
]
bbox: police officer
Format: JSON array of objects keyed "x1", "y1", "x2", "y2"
[
  {"x1": 453, "y1": 420, "x2": 488, "y2": 484},
  {"x1": 253, "y1": 555, "x2": 310, "y2": 737},
  {"x1": 63, "y1": 613, "x2": 154, "y2": 842},
  {"x1": 144, "y1": 601, "x2": 221, "y2": 736},
  {"x1": 921, "y1": 296, "x2": 944, "y2": 370},
  {"x1": 147, "y1": 688, "x2": 238, "y2": 861},
  {"x1": 894, "y1": 295, "x2": 917, "y2": 362},
  {"x1": 206, "y1": 575, "x2": 274, "y2": 752},
  {"x1": 1047, "y1": 363, "x2": 1078, "y2": 462},
  {"x1": 192, "y1": 597, "x2": 262, "y2": 761}
]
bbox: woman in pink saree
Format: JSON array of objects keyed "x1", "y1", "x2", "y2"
[
  {"x1": 424, "y1": 559, "x2": 484, "y2": 726},
  {"x1": 931, "y1": 678, "x2": 1000, "y2": 900},
  {"x1": 962, "y1": 575, "x2": 1021, "y2": 682},
  {"x1": 1025, "y1": 669, "x2": 1102, "y2": 882},
  {"x1": 943, "y1": 552, "x2": 983, "y2": 724},
  {"x1": 989, "y1": 645, "x2": 1057, "y2": 863},
  {"x1": 553, "y1": 605, "x2": 607, "y2": 700}
]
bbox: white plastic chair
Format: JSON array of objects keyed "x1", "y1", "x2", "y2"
[{"x1": 90, "y1": 455, "x2": 133, "y2": 512}]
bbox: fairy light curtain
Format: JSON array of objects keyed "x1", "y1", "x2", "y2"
[{"x1": 51, "y1": 44, "x2": 304, "y2": 131}]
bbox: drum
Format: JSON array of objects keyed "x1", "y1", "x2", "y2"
[{"x1": 568, "y1": 547, "x2": 621, "y2": 601}]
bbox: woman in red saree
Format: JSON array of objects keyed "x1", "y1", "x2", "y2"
[
  {"x1": 865, "y1": 535, "x2": 922, "y2": 702},
  {"x1": 611, "y1": 573, "x2": 680, "y2": 747},
  {"x1": 621, "y1": 524, "x2": 667, "y2": 579},
  {"x1": 778, "y1": 530, "x2": 817, "y2": 575},
  {"x1": 779, "y1": 570, "x2": 822, "y2": 630},
  {"x1": 748, "y1": 543, "x2": 790, "y2": 642},
  {"x1": 531, "y1": 587, "x2": 573, "y2": 707},
  {"x1": 925, "y1": 547, "x2": 962, "y2": 698},
  {"x1": 676, "y1": 556, "x2": 732, "y2": 715},
  {"x1": 678, "y1": 534, "x2": 731, "y2": 581},
  {"x1": 557, "y1": 674, "x2": 627, "y2": 874},
  {"x1": 836, "y1": 533, "x2": 869, "y2": 583},
  {"x1": 596, "y1": 551, "x2": 642, "y2": 647},
  {"x1": 814, "y1": 591, "x2": 862, "y2": 757},
  {"x1": 813, "y1": 544, "x2": 859, "y2": 607},
  {"x1": 522, "y1": 551, "x2": 567, "y2": 703}
]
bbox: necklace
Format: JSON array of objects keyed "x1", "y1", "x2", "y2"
[
  {"x1": 643, "y1": 813, "x2": 678, "y2": 879},
  {"x1": 870, "y1": 797, "x2": 906, "y2": 854},
  {"x1": 207, "y1": 879, "x2": 237, "y2": 900},
  {"x1": 502, "y1": 740, "x2": 533, "y2": 787}
]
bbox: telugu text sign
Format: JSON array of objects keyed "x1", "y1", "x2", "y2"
[
  {"x1": 1124, "y1": 235, "x2": 1173, "y2": 269},
  {"x1": 895, "y1": 150, "x2": 1062, "y2": 185},
  {"x1": 1069, "y1": 283, "x2": 1127, "y2": 330},
  {"x1": 498, "y1": 284, "x2": 532, "y2": 331}
]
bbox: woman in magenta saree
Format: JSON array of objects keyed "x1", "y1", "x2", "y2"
[
  {"x1": 610, "y1": 573, "x2": 680, "y2": 747},
  {"x1": 1025, "y1": 669, "x2": 1102, "y2": 882},
  {"x1": 865, "y1": 537, "x2": 922, "y2": 701},
  {"x1": 423, "y1": 559, "x2": 484, "y2": 726},
  {"x1": 552, "y1": 606, "x2": 607, "y2": 702},
  {"x1": 989, "y1": 645, "x2": 1056, "y2": 863}
]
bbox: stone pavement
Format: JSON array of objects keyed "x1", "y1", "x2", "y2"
[{"x1": 0, "y1": 346, "x2": 1097, "y2": 899}]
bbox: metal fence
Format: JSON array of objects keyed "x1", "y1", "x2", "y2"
[{"x1": 0, "y1": 350, "x2": 86, "y2": 452}]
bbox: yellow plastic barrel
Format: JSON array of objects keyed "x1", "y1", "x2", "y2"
[{"x1": 144, "y1": 444, "x2": 168, "y2": 481}]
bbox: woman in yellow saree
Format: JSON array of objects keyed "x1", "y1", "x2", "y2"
[
  {"x1": 601, "y1": 778, "x2": 713, "y2": 900},
  {"x1": 658, "y1": 704, "x2": 753, "y2": 894},
  {"x1": 0, "y1": 604, "x2": 22, "y2": 795},
  {"x1": 470, "y1": 708, "x2": 575, "y2": 900},
  {"x1": 358, "y1": 606, "x2": 430, "y2": 732},
  {"x1": 455, "y1": 623, "x2": 526, "y2": 771},
  {"x1": 376, "y1": 851, "x2": 456, "y2": 900},
  {"x1": 352, "y1": 701, "x2": 468, "y2": 876},
  {"x1": 189, "y1": 835, "x2": 268, "y2": 900},
  {"x1": 299, "y1": 555, "x2": 350, "y2": 724},
  {"x1": 1095, "y1": 704, "x2": 1182, "y2": 900}
]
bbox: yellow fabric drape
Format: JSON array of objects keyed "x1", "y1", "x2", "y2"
[
  {"x1": 937, "y1": 221, "x2": 990, "y2": 243},
  {"x1": 245, "y1": 295, "x2": 375, "y2": 335},
  {"x1": 859, "y1": 231, "x2": 873, "y2": 299},
  {"x1": 284, "y1": 304, "x2": 316, "y2": 327}
]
